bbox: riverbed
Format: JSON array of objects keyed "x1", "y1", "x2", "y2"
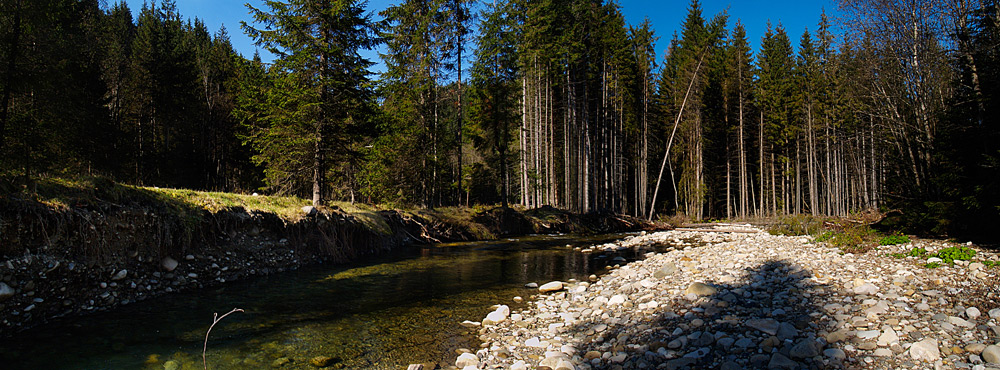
[{"x1": 0, "y1": 233, "x2": 664, "y2": 370}]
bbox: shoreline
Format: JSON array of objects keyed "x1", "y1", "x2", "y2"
[
  {"x1": 0, "y1": 196, "x2": 658, "y2": 337},
  {"x1": 455, "y1": 226, "x2": 1000, "y2": 370}
]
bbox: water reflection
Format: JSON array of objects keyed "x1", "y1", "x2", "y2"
[{"x1": 0, "y1": 233, "x2": 647, "y2": 370}]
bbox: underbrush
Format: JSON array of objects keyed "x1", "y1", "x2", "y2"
[{"x1": 767, "y1": 212, "x2": 908, "y2": 254}]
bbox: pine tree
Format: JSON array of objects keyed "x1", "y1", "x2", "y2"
[{"x1": 242, "y1": 0, "x2": 379, "y2": 205}]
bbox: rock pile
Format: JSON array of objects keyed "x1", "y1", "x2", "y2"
[{"x1": 457, "y1": 227, "x2": 1000, "y2": 370}]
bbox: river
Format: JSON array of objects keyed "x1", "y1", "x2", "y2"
[{"x1": 0, "y1": 233, "x2": 660, "y2": 369}]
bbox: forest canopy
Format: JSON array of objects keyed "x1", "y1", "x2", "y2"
[{"x1": 0, "y1": 0, "x2": 997, "y2": 240}]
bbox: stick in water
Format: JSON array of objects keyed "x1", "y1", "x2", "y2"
[{"x1": 203, "y1": 308, "x2": 244, "y2": 370}]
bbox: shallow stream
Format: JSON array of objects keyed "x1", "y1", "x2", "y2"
[{"x1": 0, "y1": 233, "x2": 670, "y2": 369}]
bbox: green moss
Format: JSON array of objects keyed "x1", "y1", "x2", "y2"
[{"x1": 924, "y1": 262, "x2": 941, "y2": 269}]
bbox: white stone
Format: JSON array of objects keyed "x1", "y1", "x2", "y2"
[
  {"x1": 824, "y1": 348, "x2": 846, "y2": 361},
  {"x1": 460, "y1": 320, "x2": 480, "y2": 328},
  {"x1": 509, "y1": 360, "x2": 527, "y2": 370},
  {"x1": 853, "y1": 283, "x2": 879, "y2": 295},
  {"x1": 539, "y1": 281, "x2": 564, "y2": 293},
  {"x1": 877, "y1": 328, "x2": 898, "y2": 346},
  {"x1": 525, "y1": 337, "x2": 543, "y2": 348},
  {"x1": 455, "y1": 353, "x2": 479, "y2": 368},
  {"x1": 967, "y1": 307, "x2": 982, "y2": 319},
  {"x1": 909, "y1": 338, "x2": 941, "y2": 362},
  {"x1": 608, "y1": 295, "x2": 626, "y2": 305}
]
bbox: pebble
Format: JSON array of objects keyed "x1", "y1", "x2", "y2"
[
  {"x1": 983, "y1": 345, "x2": 1000, "y2": 364},
  {"x1": 538, "y1": 281, "x2": 563, "y2": 293},
  {"x1": 451, "y1": 228, "x2": 1000, "y2": 370}
]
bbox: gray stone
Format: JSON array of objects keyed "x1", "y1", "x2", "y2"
[
  {"x1": 909, "y1": 338, "x2": 941, "y2": 362},
  {"x1": 161, "y1": 257, "x2": 178, "y2": 272},
  {"x1": 983, "y1": 345, "x2": 1000, "y2": 364},
  {"x1": 538, "y1": 281, "x2": 564, "y2": 293},
  {"x1": 111, "y1": 269, "x2": 127, "y2": 281},
  {"x1": 747, "y1": 318, "x2": 780, "y2": 336},
  {"x1": 989, "y1": 308, "x2": 1000, "y2": 319},
  {"x1": 0, "y1": 282, "x2": 14, "y2": 301},
  {"x1": 665, "y1": 358, "x2": 696, "y2": 370},
  {"x1": 686, "y1": 282, "x2": 717, "y2": 296},
  {"x1": 653, "y1": 263, "x2": 678, "y2": 279},
  {"x1": 789, "y1": 339, "x2": 820, "y2": 359},
  {"x1": 824, "y1": 348, "x2": 847, "y2": 361},
  {"x1": 750, "y1": 354, "x2": 770, "y2": 367},
  {"x1": 767, "y1": 353, "x2": 799, "y2": 370},
  {"x1": 950, "y1": 316, "x2": 976, "y2": 328},
  {"x1": 777, "y1": 322, "x2": 798, "y2": 341},
  {"x1": 734, "y1": 338, "x2": 756, "y2": 349},
  {"x1": 717, "y1": 337, "x2": 736, "y2": 350}
]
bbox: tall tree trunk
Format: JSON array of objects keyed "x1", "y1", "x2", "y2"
[{"x1": 0, "y1": 0, "x2": 23, "y2": 154}]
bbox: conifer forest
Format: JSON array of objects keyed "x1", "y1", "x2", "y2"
[{"x1": 1, "y1": 0, "x2": 998, "y2": 240}]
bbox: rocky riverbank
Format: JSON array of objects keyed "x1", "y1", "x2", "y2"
[
  {"x1": 0, "y1": 187, "x2": 656, "y2": 337},
  {"x1": 456, "y1": 226, "x2": 1000, "y2": 370}
]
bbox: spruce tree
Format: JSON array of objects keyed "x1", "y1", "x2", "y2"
[{"x1": 242, "y1": 0, "x2": 379, "y2": 205}]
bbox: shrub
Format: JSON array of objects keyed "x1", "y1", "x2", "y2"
[
  {"x1": 934, "y1": 246, "x2": 976, "y2": 264},
  {"x1": 768, "y1": 214, "x2": 824, "y2": 236},
  {"x1": 879, "y1": 233, "x2": 911, "y2": 246},
  {"x1": 908, "y1": 247, "x2": 927, "y2": 257}
]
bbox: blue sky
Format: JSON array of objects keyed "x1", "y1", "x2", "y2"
[{"x1": 121, "y1": 0, "x2": 841, "y2": 72}]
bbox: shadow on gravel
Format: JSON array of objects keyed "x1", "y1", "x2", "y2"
[{"x1": 572, "y1": 259, "x2": 839, "y2": 370}]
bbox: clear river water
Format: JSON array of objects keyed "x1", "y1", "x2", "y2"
[{"x1": 0, "y1": 233, "x2": 654, "y2": 370}]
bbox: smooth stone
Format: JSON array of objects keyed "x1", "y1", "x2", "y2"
[
  {"x1": 983, "y1": 345, "x2": 1000, "y2": 364},
  {"x1": 584, "y1": 351, "x2": 602, "y2": 360},
  {"x1": 967, "y1": 343, "x2": 987, "y2": 354},
  {"x1": 720, "y1": 361, "x2": 741, "y2": 370},
  {"x1": 747, "y1": 318, "x2": 780, "y2": 335},
  {"x1": 525, "y1": 282, "x2": 539, "y2": 288},
  {"x1": 910, "y1": 338, "x2": 941, "y2": 362},
  {"x1": 950, "y1": 316, "x2": 975, "y2": 328},
  {"x1": 874, "y1": 348, "x2": 892, "y2": 356},
  {"x1": 967, "y1": 307, "x2": 982, "y2": 319},
  {"x1": 767, "y1": 353, "x2": 799, "y2": 370},
  {"x1": 111, "y1": 269, "x2": 128, "y2": 281},
  {"x1": 857, "y1": 330, "x2": 880, "y2": 340},
  {"x1": 989, "y1": 308, "x2": 1000, "y2": 319},
  {"x1": 608, "y1": 295, "x2": 626, "y2": 305},
  {"x1": 686, "y1": 282, "x2": 718, "y2": 296},
  {"x1": 0, "y1": 282, "x2": 14, "y2": 301},
  {"x1": 460, "y1": 320, "x2": 481, "y2": 328},
  {"x1": 826, "y1": 330, "x2": 850, "y2": 343},
  {"x1": 510, "y1": 360, "x2": 527, "y2": 370},
  {"x1": 161, "y1": 257, "x2": 178, "y2": 272},
  {"x1": 539, "y1": 281, "x2": 564, "y2": 293},
  {"x1": 824, "y1": 348, "x2": 847, "y2": 361},
  {"x1": 455, "y1": 353, "x2": 479, "y2": 368},
  {"x1": 653, "y1": 263, "x2": 678, "y2": 278},
  {"x1": 853, "y1": 283, "x2": 879, "y2": 295}
]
